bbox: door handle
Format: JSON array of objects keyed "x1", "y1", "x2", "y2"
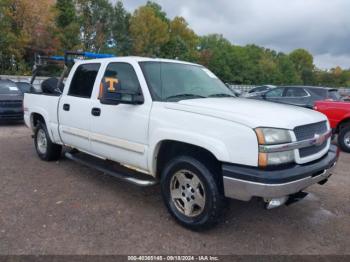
[
  {"x1": 91, "y1": 107, "x2": 101, "y2": 116},
  {"x1": 63, "y1": 104, "x2": 70, "y2": 111}
]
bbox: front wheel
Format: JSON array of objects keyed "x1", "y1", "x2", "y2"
[
  {"x1": 34, "y1": 122, "x2": 62, "y2": 161},
  {"x1": 338, "y1": 126, "x2": 350, "y2": 153},
  {"x1": 160, "y1": 156, "x2": 224, "y2": 230}
]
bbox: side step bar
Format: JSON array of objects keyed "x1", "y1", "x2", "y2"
[{"x1": 65, "y1": 151, "x2": 158, "y2": 187}]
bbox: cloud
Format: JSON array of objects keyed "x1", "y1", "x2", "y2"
[
  {"x1": 314, "y1": 54, "x2": 350, "y2": 70},
  {"x1": 119, "y1": 0, "x2": 350, "y2": 69}
]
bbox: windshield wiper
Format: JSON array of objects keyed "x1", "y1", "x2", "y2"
[
  {"x1": 208, "y1": 93, "x2": 235, "y2": 98},
  {"x1": 165, "y1": 94, "x2": 205, "y2": 101}
]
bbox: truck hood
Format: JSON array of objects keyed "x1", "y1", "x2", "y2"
[{"x1": 165, "y1": 98, "x2": 327, "y2": 129}]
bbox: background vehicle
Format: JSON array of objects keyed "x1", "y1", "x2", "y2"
[
  {"x1": 229, "y1": 87, "x2": 243, "y2": 97},
  {"x1": 314, "y1": 100, "x2": 350, "y2": 152},
  {"x1": 225, "y1": 84, "x2": 244, "y2": 97},
  {"x1": 0, "y1": 79, "x2": 24, "y2": 121},
  {"x1": 339, "y1": 89, "x2": 350, "y2": 102},
  {"x1": 250, "y1": 86, "x2": 341, "y2": 108},
  {"x1": 244, "y1": 85, "x2": 276, "y2": 97},
  {"x1": 24, "y1": 53, "x2": 337, "y2": 229},
  {"x1": 16, "y1": 82, "x2": 33, "y2": 94}
]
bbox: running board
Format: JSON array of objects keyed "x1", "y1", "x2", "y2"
[{"x1": 65, "y1": 151, "x2": 157, "y2": 187}]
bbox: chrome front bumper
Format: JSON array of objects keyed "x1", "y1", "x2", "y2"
[{"x1": 223, "y1": 145, "x2": 338, "y2": 201}]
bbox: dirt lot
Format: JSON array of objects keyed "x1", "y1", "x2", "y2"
[{"x1": 0, "y1": 123, "x2": 349, "y2": 255}]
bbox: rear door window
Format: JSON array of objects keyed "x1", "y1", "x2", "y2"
[
  {"x1": 265, "y1": 87, "x2": 284, "y2": 98},
  {"x1": 68, "y1": 63, "x2": 100, "y2": 98},
  {"x1": 285, "y1": 87, "x2": 308, "y2": 97}
]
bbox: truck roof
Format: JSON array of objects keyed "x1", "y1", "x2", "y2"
[{"x1": 74, "y1": 56, "x2": 201, "y2": 66}]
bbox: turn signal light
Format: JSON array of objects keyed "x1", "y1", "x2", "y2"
[
  {"x1": 258, "y1": 153, "x2": 268, "y2": 168},
  {"x1": 255, "y1": 128, "x2": 266, "y2": 144}
]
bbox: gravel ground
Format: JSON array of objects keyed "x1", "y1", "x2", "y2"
[{"x1": 0, "y1": 123, "x2": 349, "y2": 255}]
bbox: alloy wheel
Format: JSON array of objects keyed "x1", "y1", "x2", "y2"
[{"x1": 170, "y1": 169, "x2": 206, "y2": 217}]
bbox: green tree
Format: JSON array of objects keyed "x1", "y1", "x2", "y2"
[
  {"x1": 0, "y1": 0, "x2": 57, "y2": 73},
  {"x1": 55, "y1": 0, "x2": 81, "y2": 51},
  {"x1": 77, "y1": 0, "x2": 113, "y2": 52},
  {"x1": 197, "y1": 34, "x2": 235, "y2": 83},
  {"x1": 258, "y1": 51, "x2": 279, "y2": 84},
  {"x1": 145, "y1": 1, "x2": 168, "y2": 23},
  {"x1": 226, "y1": 45, "x2": 250, "y2": 84},
  {"x1": 289, "y1": 48, "x2": 315, "y2": 84},
  {"x1": 0, "y1": 0, "x2": 26, "y2": 72},
  {"x1": 129, "y1": 6, "x2": 169, "y2": 56},
  {"x1": 276, "y1": 54, "x2": 302, "y2": 85},
  {"x1": 161, "y1": 16, "x2": 198, "y2": 60},
  {"x1": 1, "y1": 0, "x2": 349, "y2": 87},
  {"x1": 109, "y1": 1, "x2": 132, "y2": 55}
]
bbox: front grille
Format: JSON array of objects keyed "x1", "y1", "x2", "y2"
[
  {"x1": 294, "y1": 121, "x2": 327, "y2": 141},
  {"x1": 0, "y1": 100, "x2": 23, "y2": 108},
  {"x1": 299, "y1": 141, "x2": 328, "y2": 157},
  {"x1": 294, "y1": 121, "x2": 328, "y2": 158}
]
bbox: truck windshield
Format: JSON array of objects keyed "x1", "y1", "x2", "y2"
[{"x1": 139, "y1": 62, "x2": 234, "y2": 101}]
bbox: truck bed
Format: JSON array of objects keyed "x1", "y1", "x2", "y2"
[{"x1": 23, "y1": 93, "x2": 61, "y2": 144}]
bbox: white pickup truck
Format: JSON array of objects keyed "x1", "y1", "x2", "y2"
[{"x1": 24, "y1": 57, "x2": 338, "y2": 229}]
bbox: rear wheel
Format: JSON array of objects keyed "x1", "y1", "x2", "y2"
[
  {"x1": 161, "y1": 155, "x2": 224, "y2": 230},
  {"x1": 34, "y1": 122, "x2": 62, "y2": 161},
  {"x1": 338, "y1": 125, "x2": 350, "y2": 153}
]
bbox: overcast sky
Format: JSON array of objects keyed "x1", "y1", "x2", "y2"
[{"x1": 118, "y1": 0, "x2": 350, "y2": 69}]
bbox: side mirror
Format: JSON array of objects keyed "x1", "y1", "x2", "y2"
[
  {"x1": 261, "y1": 93, "x2": 267, "y2": 99},
  {"x1": 100, "y1": 90, "x2": 144, "y2": 105}
]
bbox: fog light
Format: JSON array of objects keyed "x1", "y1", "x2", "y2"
[{"x1": 265, "y1": 196, "x2": 288, "y2": 209}]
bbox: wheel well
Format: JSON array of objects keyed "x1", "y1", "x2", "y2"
[
  {"x1": 31, "y1": 113, "x2": 45, "y2": 129},
  {"x1": 337, "y1": 118, "x2": 350, "y2": 133},
  {"x1": 155, "y1": 140, "x2": 221, "y2": 178}
]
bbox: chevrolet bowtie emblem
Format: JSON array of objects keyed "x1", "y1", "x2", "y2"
[{"x1": 313, "y1": 134, "x2": 324, "y2": 146}]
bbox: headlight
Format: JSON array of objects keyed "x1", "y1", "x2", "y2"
[
  {"x1": 255, "y1": 128, "x2": 292, "y2": 145},
  {"x1": 255, "y1": 128, "x2": 294, "y2": 167}
]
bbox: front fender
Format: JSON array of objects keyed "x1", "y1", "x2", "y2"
[
  {"x1": 148, "y1": 128, "x2": 230, "y2": 176},
  {"x1": 338, "y1": 115, "x2": 350, "y2": 129}
]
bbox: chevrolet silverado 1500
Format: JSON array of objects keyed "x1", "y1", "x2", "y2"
[{"x1": 24, "y1": 56, "x2": 338, "y2": 229}]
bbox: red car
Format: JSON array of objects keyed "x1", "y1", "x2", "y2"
[{"x1": 314, "y1": 100, "x2": 350, "y2": 152}]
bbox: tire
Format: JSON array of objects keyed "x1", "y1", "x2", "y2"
[
  {"x1": 160, "y1": 155, "x2": 224, "y2": 230},
  {"x1": 338, "y1": 125, "x2": 350, "y2": 153},
  {"x1": 34, "y1": 121, "x2": 62, "y2": 161}
]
